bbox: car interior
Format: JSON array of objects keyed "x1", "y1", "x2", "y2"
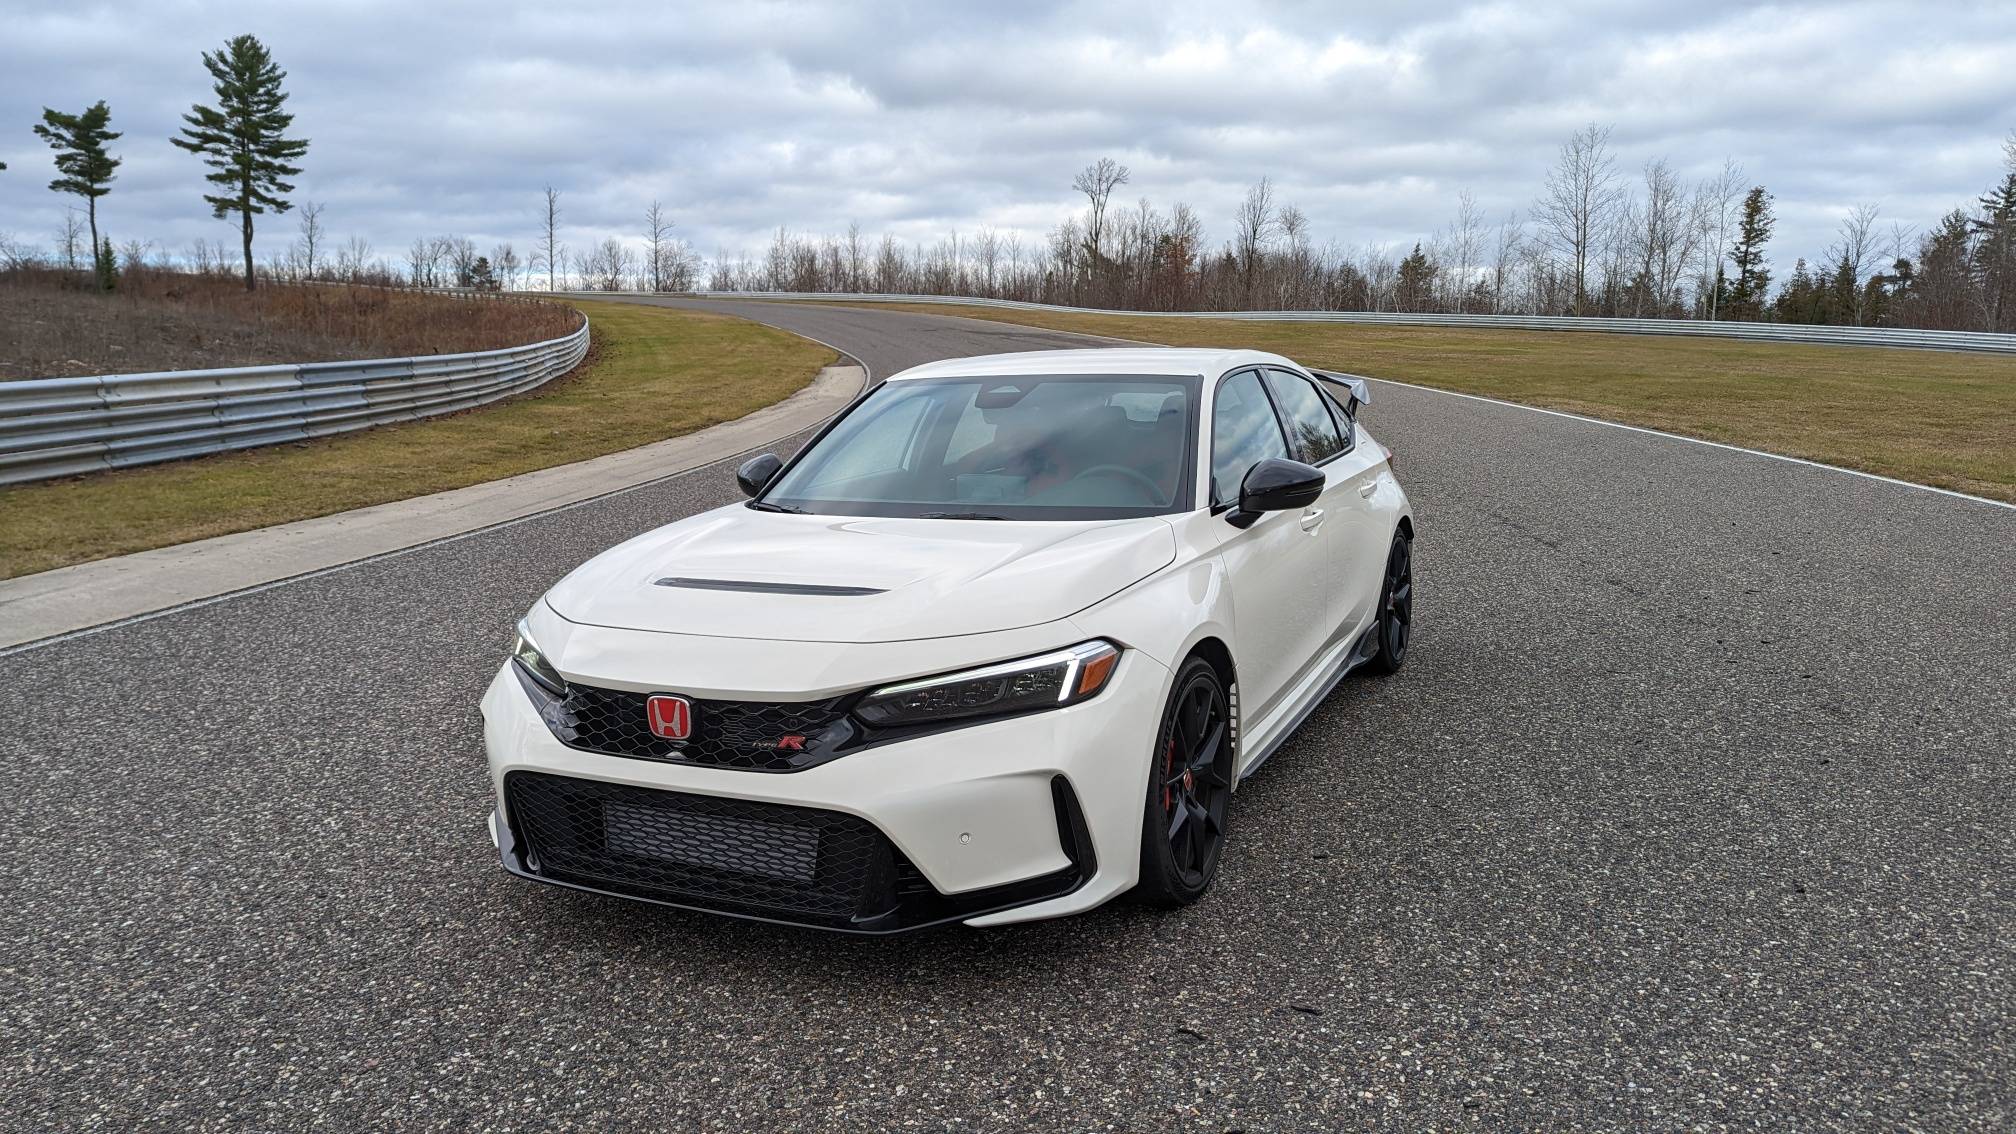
[{"x1": 766, "y1": 376, "x2": 1197, "y2": 515}]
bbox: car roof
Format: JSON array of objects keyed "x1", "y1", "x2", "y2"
[{"x1": 882, "y1": 347, "x2": 1300, "y2": 383}]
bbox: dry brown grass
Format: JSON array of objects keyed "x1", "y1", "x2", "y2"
[{"x1": 0, "y1": 267, "x2": 581, "y2": 379}]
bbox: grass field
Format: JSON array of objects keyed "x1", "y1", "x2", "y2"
[
  {"x1": 0, "y1": 300, "x2": 834, "y2": 579},
  {"x1": 836, "y1": 301, "x2": 2016, "y2": 502}
]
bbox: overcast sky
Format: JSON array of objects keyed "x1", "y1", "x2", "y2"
[{"x1": 3, "y1": 1, "x2": 2013, "y2": 277}]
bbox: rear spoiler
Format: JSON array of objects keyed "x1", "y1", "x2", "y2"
[{"x1": 1307, "y1": 369, "x2": 1371, "y2": 416}]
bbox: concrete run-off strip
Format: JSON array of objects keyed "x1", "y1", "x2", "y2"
[{"x1": 0, "y1": 362, "x2": 865, "y2": 650}]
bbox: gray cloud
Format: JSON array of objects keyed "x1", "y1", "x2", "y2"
[{"x1": 2, "y1": 0, "x2": 2011, "y2": 275}]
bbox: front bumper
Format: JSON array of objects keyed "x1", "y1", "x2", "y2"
[{"x1": 479, "y1": 631, "x2": 1169, "y2": 932}]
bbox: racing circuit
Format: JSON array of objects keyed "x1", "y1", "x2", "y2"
[{"x1": 3, "y1": 299, "x2": 2011, "y2": 1130}]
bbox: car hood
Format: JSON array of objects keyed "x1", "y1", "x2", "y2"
[{"x1": 543, "y1": 507, "x2": 1177, "y2": 643}]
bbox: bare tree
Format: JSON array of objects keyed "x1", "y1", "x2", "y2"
[
  {"x1": 439, "y1": 235, "x2": 478, "y2": 286},
  {"x1": 1277, "y1": 204, "x2": 1312, "y2": 308},
  {"x1": 0, "y1": 232, "x2": 41, "y2": 271},
  {"x1": 1695, "y1": 158, "x2": 1746, "y2": 319},
  {"x1": 660, "y1": 238, "x2": 698, "y2": 291},
  {"x1": 336, "y1": 234, "x2": 372, "y2": 281},
  {"x1": 189, "y1": 236, "x2": 220, "y2": 276},
  {"x1": 843, "y1": 222, "x2": 866, "y2": 292},
  {"x1": 1533, "y1": 123, "x2": 1625, "y2": 314},
  {"x1": 1233, "y1": 176, "x2": 1277, "y2": 303},
  {"x1": 1828, "y1": 203, "x2": 1882, "y2": 325},
  {"x1": 1072, "y1": 157, "x2": 1131, "y2": 265},
  {"x1": 294, "y1": 201, "x2": 325, "y2": 279},
  {"x1": 406, "y1": 236, "x2": 433, "y2": 287},
  {"x1": 119, "y1": 237, "x2": 154, "y2": 273},
  {"x1": 1489, "y1": 212, "x2": 1525, "y2": 313},
  {"x1": 643, "y1": 200, "x2": 673, "y2": 292},
  {"x1": 974, "y1": 227, "x2": 1001, "y2": 296},
  {"x1": 1442, "y1": 190, "x2": 1487, "y2": 312},
  {"x1": 539, "y1": 186, "x2": 562, "y2": 291},
  {"x1": 56, "y1": 209, "x2": 86, "y2": 270},
  {"x1": 490, "y1": 242, "x2": 520, "y2": 291},
  {"x1": 585, "y1": 236, "x2": 633, "y2": 291},
  {"x1": 1628, "y1": 159, "x2": 1700, "y2": 316}
]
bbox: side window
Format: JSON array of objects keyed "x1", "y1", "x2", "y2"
[
  {"x1": 1263, "y1": 369, "x2": 1348, "y2": 464},
  {"x1": 1210, "y1": 370, "x2": 1290, "y2": 507},
  {"x1": 1316, "y1": 383, "x2": 1357, "y2": 449}
]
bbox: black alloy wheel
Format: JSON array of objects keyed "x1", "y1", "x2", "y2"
[
  {"x1": 1366, "y1": 530, "x2": 1412, "y2": 675},
  {"x1": 1135, "y1": 658, "x2": 1234, "y2": 906}
]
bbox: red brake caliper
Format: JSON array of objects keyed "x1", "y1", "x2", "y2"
[{"x1": 1162, "y1": 737, "x2": 1177, "y2": 813}]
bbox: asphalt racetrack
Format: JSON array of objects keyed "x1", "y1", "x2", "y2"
[{"x1": 3, "y1": 298, "x2": 2010, "y2": 1131}]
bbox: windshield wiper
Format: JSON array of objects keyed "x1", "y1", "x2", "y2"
[
  {"x1": 746, "y1": 501, "x2": 808, "y2": 514},
  {"x1": 919, "y1": 511, "x2": 1009, "y2": 520}
]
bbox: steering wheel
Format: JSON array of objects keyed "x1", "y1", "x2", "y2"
[{"x1": 1071, "y1": 464, "x2": 1164, "y2": 503}]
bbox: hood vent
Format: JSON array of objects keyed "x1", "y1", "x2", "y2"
[{"x1": 653, "y1": 576, "x2": 887, "y2": 597}]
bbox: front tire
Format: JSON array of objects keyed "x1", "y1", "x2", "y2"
[
  {"x1": 1134, "y1": 657, "x2": 1234, "y2": 908},
  {"x1": 1365, "y1": 529, "x2": 1412, "y2": 675}
]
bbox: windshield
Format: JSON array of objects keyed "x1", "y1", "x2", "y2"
[{"x1": 760, "y1": 374, "x2": 1198, "y2": 520}]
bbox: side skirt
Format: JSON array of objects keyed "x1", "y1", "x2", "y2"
[{"x1": 1234, "y1": 623, "x2": 1381, "y2": 786}]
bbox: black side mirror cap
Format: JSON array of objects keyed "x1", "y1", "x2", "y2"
[
  {"x1": 736, "y1": 453, "x2": 784, "y2": 498},
  {"x1": 1228, "y1": 457, "x2": 1324, "y2": 528}
]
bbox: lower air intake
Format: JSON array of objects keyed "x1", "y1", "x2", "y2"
[{"x1": 505, "y1": 771, "x2": 898, "y2": 927}]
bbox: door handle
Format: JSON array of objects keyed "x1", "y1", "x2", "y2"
[
  {"x1": 1299, "y1": 508, "x2": 1325, "y2": 532},
  {"x1": 1358, "y1": 481, "x2": 1378, "y2": 498}
]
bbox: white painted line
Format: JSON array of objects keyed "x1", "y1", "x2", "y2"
[{"x1": 1365, "y1": 376, "x2": 2015, "y2": 511}]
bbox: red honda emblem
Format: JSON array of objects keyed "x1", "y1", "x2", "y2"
[{"x1": 644, "y1": 694, "x2": 692, "y2": 740}]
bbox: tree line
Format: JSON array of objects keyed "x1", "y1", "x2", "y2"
[
  {"x1": 7, "y1": 54, "x2": 2012, "y2": 334},
  {"x1": 706, "y1": 125, "x2": 2016, "y2": 333}
]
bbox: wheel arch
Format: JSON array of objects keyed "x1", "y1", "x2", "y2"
[{"x1": 1183, "y1": 635, "x2": 1236, "y2": 687}]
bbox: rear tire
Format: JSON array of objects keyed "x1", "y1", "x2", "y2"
[
  {"x1": 1365, "y1": 529, "x2": 1412, "y2": 675},
  {"x1": 1133, "y1": 657, "x2": 1234, "y2": 908}
]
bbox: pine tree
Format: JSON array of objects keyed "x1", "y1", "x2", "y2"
[
  {"x1": 1826, "y1": 253, "x2": 1862, "y2": 326},
  {"x1": 1725, "y1": 187, "x2": 1774, "y2": 321},
  {"x1": 1772, "y1": 259, "x2": 1819, "y2": 323},
  {"x1": 1394, "y1": 243, "x2": 1436, "y2": 312},
  {"x1": 1896, "y1": 211, "x2": 1977, "y2": 330},
  {"x1": 32, "y1": 101, "x2": 121, "y2": 275},
  {"x1": 171, "y1": 35, "x2": 310, "y2": 290},
  {"x1": 1970, "y1": 135, "x2": 2016, "y2": 331},
  {"x1": 94, "y1": 235, "x2": 118, "y2": 292}
]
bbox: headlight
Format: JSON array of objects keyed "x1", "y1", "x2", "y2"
[
  {"x1": 511, "y1": 618, "x2": 567, "y2": 694},
  {"x1": 853, "y1": 640, "x2": 1121, "y2": 728}
]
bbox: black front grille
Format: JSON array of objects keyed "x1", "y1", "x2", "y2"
[
  {"x1": 505, "y1": 772, "x2": 898, "y2": 926},
  {"x1": 518, "y1": 665, "x2": 853, "y2": 772}
]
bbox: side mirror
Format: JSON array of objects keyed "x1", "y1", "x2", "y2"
[
  {"x1": 736, "y1": 453, "x2": 784, "y2": 498},
  {"x1": 1228, "y1": 458, "x2": 1324, "y2": 528}
]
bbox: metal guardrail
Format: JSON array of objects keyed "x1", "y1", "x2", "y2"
[
  {"x1": 0, "y1": 314, "x2": 589, "y2": 485},
  {"x1": 688, "y1": 292, "x2": 2016, "y2": 355}
]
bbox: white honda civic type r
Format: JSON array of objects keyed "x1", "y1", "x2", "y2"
[{"x1": 482, "y1": 348, "x2": 1413, "y2": 933}]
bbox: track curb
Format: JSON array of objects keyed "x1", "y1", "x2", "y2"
[{"x1": 0, "y1": 362, "x2": 865, "y2": 651}]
